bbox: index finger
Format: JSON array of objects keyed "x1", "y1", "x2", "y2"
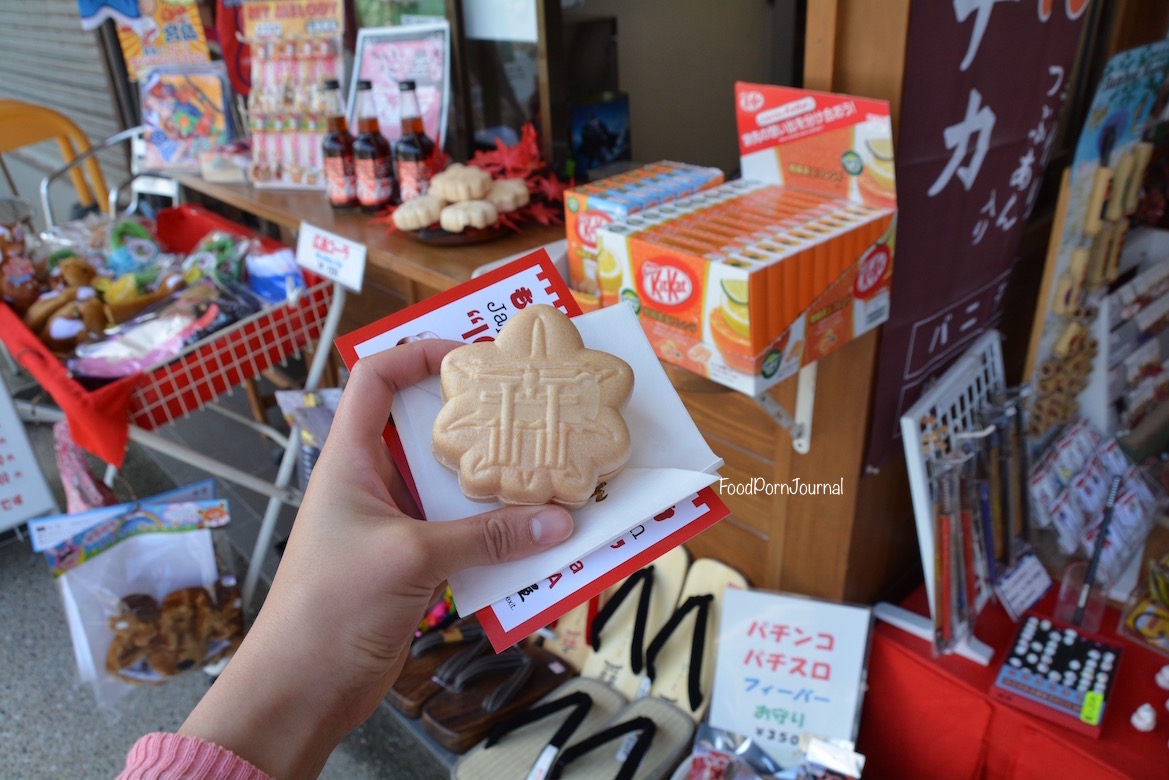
[{"x1": 331, "y1": 338, "x2": 461, "y2": 443}]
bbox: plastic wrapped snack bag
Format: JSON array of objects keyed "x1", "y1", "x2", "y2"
[
  {"x1": 245, "y1": 248, "x2": 305, "y2": 304},
  {"x1": 44, "y1": 500, "x2": 244, "y2": 708}
]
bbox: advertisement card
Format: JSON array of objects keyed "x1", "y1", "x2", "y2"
[
  {"x1": 79, "y1": 0, "x2": 211, "y2": 81},
  {"x1": 709, "y1": 589, "x2": 873, "y2": 769},
  {"x1": 335, "y1": 251, "x2": 729, "y2": 649}
]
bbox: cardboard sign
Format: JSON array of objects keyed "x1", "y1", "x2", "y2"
[
  {"x1": 709, "y1": 589, "x2": 873, "y2": 769},
  {"x1": 78, "y1": 0, "x2": 211, "y2": 81},
  {"x1": 0, "y1": 382, "x2": 56, "y2": 533},
  {"x1": 296, "y1": 222, "x2": 366, "y2": 292},
  {"x1": 241, "y1": 0, "x2": 344, "y2": 39}
]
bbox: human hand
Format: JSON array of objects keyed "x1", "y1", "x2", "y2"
[{"x1": 179, "y1": 339, "x2": 574, "y2": 778}]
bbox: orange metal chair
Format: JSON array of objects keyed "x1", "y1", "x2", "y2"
[{"x1": 0, "y1": 99, "x2": 110, "y2": 215}]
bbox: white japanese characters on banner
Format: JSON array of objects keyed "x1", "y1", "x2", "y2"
[{"x1": 866, "y1": 0, "x2": 1088, "y2": 468}]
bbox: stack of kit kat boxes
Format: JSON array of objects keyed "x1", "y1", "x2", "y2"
[{"x1": 565, "y1": 84, "x2": 897, "y2": 395}]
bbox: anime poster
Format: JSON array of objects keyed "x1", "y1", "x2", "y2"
[
  {"x1": 140, "y1": 65, "x2": 235, "y2": 171},
  {"x1": 78, "y1": 0, "x2": 210, "y2": 81},
  {"x1": 348, "y1": 23, "x2": 450, "y2": 148}
]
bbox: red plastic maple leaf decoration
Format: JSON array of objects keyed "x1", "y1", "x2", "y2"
[
  {"x1": 529, "y1": 174, "x2": 571, "y2": 203},
  {"x1": 525, "y1": 200, "x2": 562, "y2": 227},
  {"x1": 496, "y1": 211, "x2": 525, "y2": 233},
  {"x1": 370, "y1": 204, "x2": 399, "y2": 233}
]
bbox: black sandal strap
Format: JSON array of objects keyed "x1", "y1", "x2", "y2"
[
  {"x1": 485, "y1": 690, "x2": 593, "y2": 750},
  {"x1": 547, "y1": 716, "x2": 656, "y2": 780},
  {"x1": 484, "y1": 658, "x2": 534, "y2": 713},
  {"x1": 644, "y1": 594, "x2": 713, "y2": 712},
  {"x1": 590, "y1": 565, "x2": 655, "y2": 673},
  {"x1": 410, "y1": 622, "x2": 484, "y2": 658},
  {"x1": 433, "y1": 636, "x2": 490, "y2": 684},
  {"x1": 450, "y1": 647, "x2": 534, "y2": 713}
]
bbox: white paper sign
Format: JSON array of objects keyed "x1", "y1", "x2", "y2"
[
  {"x1": 0, "y1": 382, "x2": 57, "y2": 532},
  {"x1": 709, "y1": 589, "x2": 873, "y2": 769},
  {"x1": 387, "y1": 303, "x2": 723, "y2": 614},
  {"x1": 295, "y1": 222, "x2": 366, "y2": 293}
]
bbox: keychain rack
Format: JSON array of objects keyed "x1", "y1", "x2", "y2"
[{"x1": 878, "y1": 330, "x2": 1007, "y2": 665}]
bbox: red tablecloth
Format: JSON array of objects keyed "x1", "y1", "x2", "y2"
[{"x1": 857, "y1": 588, "x2": 1168, "y2": 778}]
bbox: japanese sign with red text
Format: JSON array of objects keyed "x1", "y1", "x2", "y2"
[
  {"x1": 0, "y1": 382, "x2": 57, "y2": 533},
  {"x1": 710, "y1": 589, "x2": 872, "y2": 769}
]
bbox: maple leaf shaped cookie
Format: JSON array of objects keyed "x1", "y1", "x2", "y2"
[{"x1": 433, "y1": 304, "x2": 634, "y2": 509}]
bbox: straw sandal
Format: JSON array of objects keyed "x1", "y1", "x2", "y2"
[
  {"x1": 643, "y1": 558, "x2": 748, "y2": 722},
  {"x1": 540, "y1": 598, "x2": 597, "y2": 673},
  {"x1": 387, "y1": 619, "x2": 486, "y2": 718},
  {"x1": 581, "y1": 546, "x2": 689, "y2": 700},
  {"x1": 541, "y1": 558, "x2": 747, "y2": 779},
  {"x1": 545, "y1": 696, "x2": 693, "y2": 780},
  {"x1": 451, "y1": 676, "x2": 625, "y2": 778}
]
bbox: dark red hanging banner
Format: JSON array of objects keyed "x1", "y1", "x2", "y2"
[{"x1": 865, "y1": 0, "x2": 1089, "y2": 469}]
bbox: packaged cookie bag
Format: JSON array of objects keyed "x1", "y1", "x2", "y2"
[{"x1": 44, "y1": 499, "x2": 244, "y2": 708}]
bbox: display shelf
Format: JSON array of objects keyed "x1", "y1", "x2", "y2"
[{"x1": 888, "y1": 330, "x2": 1006, "y2": 666}]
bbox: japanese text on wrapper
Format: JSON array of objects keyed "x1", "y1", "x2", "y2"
[{"x1": 460, "y1": 287, "x2": 537, "y2": 342}]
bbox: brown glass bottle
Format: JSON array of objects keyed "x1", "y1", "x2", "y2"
[
  {"x1": 394, "y1": 80, "x2": 437, "y2": 202},
  {"x1": 320, "y1": 79, "x2": 358, "y2": 211},
  {"x1": 353, "y1": 80, "x2": 395, "y2": 212}
]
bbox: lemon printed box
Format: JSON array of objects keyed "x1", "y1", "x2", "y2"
[
  {"x1": 564, "y1": 162, "x2": 723, "y2": 309},
  {"x1": 596, "y1": 178, "x2": 895, "y2": 395}
]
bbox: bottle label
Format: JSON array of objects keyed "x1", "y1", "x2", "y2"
[
  {"x1": 355, "y1": 156, "x2": 392, "y2": 206},
  {"x1": 398, "y1": 160, "x2": 432, "y2": 202},
  {"x1": 325, "y1": 156, "x2": 356, "y2": 204}
]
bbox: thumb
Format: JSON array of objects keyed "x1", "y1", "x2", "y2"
[{"x1": 424, "y1": 505, "x2": 574, "y2": 581}]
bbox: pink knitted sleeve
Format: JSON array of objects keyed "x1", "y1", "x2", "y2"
[{"x1": 118, "y1": 732, "x2": 272, "y2": 780}]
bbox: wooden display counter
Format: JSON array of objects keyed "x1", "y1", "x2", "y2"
[
  {"x1": 176, "y1": 175, "x2": 567, "y2": 335},
  {"x1": 176, "y1": 176, "x2": 881, "y2": 598}
]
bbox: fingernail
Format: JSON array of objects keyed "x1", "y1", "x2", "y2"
[{"x1": 530, "y1": 509, "x2": 573, "y2": 545}]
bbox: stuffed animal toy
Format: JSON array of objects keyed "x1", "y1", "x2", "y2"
[
  {"x1": 23, "y1": 257, "x2": 108, "y2": 354},
  {"x1": 102, "y1": 271, "x2": 185, "y2": 323},
  {"x1": 1, "y1": 254, "x2": 41, "y2": 315}
]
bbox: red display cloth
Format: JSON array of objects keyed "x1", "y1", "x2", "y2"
[
  {"x1": 857, "y1": 587, "x2": 1167, "y2": 779},
  {"x1": 1, "y1": 303, "x2": 141, "y2": 466},
  {"x1": 1, "y1": 206, "x2": 298, "y2": 468}
]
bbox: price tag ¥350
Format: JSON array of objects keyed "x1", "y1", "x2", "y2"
[{"x1": 296, "y1": 222, "x2": 366, "y2": 293}]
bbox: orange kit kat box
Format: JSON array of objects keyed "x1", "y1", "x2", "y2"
[
  {"x1": 564, "y1": 161, "x2": 723, "y2": 310},
  {"x1": 593, "y1": 84, "x2": 896, "y2": 396}
]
